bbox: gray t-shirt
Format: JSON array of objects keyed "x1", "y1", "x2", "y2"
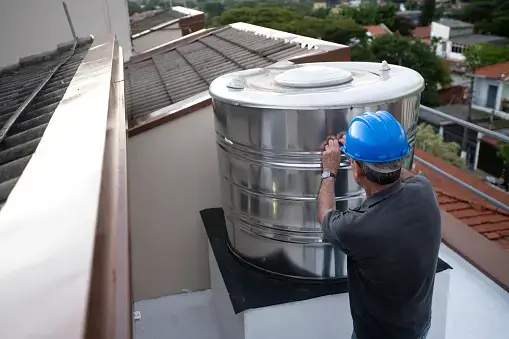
[{"x1": 322, "y1": 175, "x2": 441, "y2": 339}]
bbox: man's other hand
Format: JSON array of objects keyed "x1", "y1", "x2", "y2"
[{"x1": 322, "y1": 139, "x2": 340, "y2": 173}]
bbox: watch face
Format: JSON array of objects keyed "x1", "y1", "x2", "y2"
[{"x1": 321, "y1": 171, "x2": 331, "y2": 179}]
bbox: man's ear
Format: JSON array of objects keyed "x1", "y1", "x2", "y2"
[{"x1": 353, "y1": 161, "x2": 363, "y2": 178}]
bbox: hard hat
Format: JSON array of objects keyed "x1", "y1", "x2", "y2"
[{"x1": 341, "y1": 111, "x2": 410, "y2": 163}]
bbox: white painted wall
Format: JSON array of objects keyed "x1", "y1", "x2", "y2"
[
  {"x1": 127, "y1": 105, "x2": 221, "y2": 301},
  {"x1": 132, "y1": 23, "x2": 182, "y2": 55},
  {"x1": 431, "y1": 22, "x2": 450, "y2": 41},
  {"x1": 0, "y1": 0, "x2": 132, "y2": 68},
  {"x1": 473, "y1": 77, "x2": 503, "y2": 109}
]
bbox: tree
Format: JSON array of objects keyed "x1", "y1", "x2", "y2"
[
  {"x1": 338, "y1": 3, "x2": 398, "y2": 28},
  {"x1": 460, "y1": 0, "x2": 509, "y2": 38},
  {"x1": 416, "y1": 123, "x2": 465, "y2": 168},
  {"x1": 358, "y1": 35, "x2": 451, "y2": 106},
  {"x1": 128, "y1": 1, "x2": 143, "y2": 16},
  {"x1": 404, "y1": 1, "x2": 420, "y2": 11},
  {"x1": 213, "y1": 7, "x2": 302, "y2": 29},
  {"x1": 463, "y1": 44, "x2": 509, "y2": 70},
  {"x1": 311, "y1": 7, "x2": 331, "y2": 19},
  {"x1": 498, "y1": 143, "x2": 509, "y2": 165},
  {"x1": 213, "y1": 6, "x2": 366, "y2": 46},
  {"x1": 419, "y1": 0, "x2": 436, "y2": 26},
  {"x1": 204, "y1": 2, "x2": 226, "y2": 25}
]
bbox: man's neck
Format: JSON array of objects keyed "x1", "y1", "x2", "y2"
[{"x1": 364, "y1": 181, "x2": 398, "y2": 198}]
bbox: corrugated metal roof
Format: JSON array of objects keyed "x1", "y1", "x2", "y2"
[
  {"x1": 437, "y1": 18, "x2": 473, "y2": 29},
  {"x1": 125, "y1": 26, "x2": 307, "y2": 120},
  {"x1": 451, "y1": 34, "x2": 508, "y2": 46},
  {"x1": 0, "y1": 39, "x2": 92, "y2": 207}
]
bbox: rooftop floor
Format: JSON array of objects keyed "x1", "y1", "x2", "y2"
[{"x1": 132, "y1": 244, "x2": 509, "y2": 339}]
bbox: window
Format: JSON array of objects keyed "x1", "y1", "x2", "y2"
[{"x1": 451, "y1": 44, "x2": 464, "y2": 54}]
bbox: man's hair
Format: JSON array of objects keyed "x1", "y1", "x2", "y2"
[{"x1": 356, "y1": 159, "x2": 403, "y2": 185}]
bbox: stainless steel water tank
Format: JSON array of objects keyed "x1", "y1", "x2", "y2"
[{"x1": 209, "y1": 61, "x2": 425, "y2": 280}]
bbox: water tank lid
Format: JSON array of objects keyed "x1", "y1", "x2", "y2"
[
  {"x1": 274, "y1": 65, "x2": 353, "y2": 88},
  {"x1": 208, "y1": 61, "x2": 425, "y2": 109}
]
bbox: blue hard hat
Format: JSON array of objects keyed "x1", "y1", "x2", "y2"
[{"x1": 341, "y1": 111, "x2": 410, "y2": 163}]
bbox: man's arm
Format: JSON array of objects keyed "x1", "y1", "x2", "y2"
[
  {"x1": 318, "y1": 136, "x2": 361, "y2": 254},
  {"x1": 317, "y1": 177, "x2": 335, "y2": 225}
]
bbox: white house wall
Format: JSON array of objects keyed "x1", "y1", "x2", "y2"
[
  {"x1": 132, "y1": 23, "x2": 182, "y2": 55},
  {"x1": 473, "y1": 77, "x2": 502, "y2": 109},
  {"x1": 127, "y1": 105, "x2": 221, "y2": 301},
  {"x1": 431, "y1": 22, "x2": 450, "y2": 41},
  {"x1": 0, "y1": 0, "x2": 132, "y2": 68}
]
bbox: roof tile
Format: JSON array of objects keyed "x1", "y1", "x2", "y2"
[
  {"x1": 413, "y1": 26, "x2": 431, "y2": 38},
  {"x1": 125, "y1": 26, "x2": 314, "y2": 121},
  {"x1": 476, "y1": 61, "x2": 509, "y2": 80},
  {"x1": 130, "y1": 9, "x2": 185, "y2": 35},
  {"x1": 0, "y1": 39, "x2": 92, "y2": 205},
  {"x1": 416, "y1": 149, "x2": 509, "y2": 251},
  {"x1": 364, "y1": 25, "x2": 389, "y2": 37}
]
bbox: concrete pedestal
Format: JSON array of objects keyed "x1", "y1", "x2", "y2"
[
  {"x1": 209, "y1": 246, "x2": 451, "y2": 339},
  {"x1": 201, "y1": 208, "x2": 451, "y2": 339}
]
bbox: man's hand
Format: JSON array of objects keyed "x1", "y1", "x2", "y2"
[{"x1": 322, "y1": 138, "x2": 341, "y2": 173}]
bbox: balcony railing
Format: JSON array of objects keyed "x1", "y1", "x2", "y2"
[{"x1": 417, "y1": 105, "x2": 509, "y2": 213}]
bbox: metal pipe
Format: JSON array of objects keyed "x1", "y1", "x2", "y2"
[
  {"x1": 414, "y1": 155, "x2": 509, "y2": 213},
  {"x1": 62, "y1": 2, "x2": 77, "y2": 41},
  {"x1": 420, "y1": 105, "x2": 509, "y2": 144}
]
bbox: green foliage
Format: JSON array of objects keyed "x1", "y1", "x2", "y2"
[
  {"x1": 460, "y1": 0, "x2": 509, "y2": 38},
  {"x1": 311, "y1": 7, "x2": 331, "y2": 19},
  {"x1": 419, "y1": 0, "x2": 436, "y2": 26},
  {"x1": 128, "y1": 1, "x2": 143, "y2": 16},
  {"x1": 354, "y1": 35, "x2": 451, "y2": 106},
  {"x1": 213, "y1": 7, "x2": 302, "y2": 28},
  {"x1": 213, "y1": 6, "x2": 366, "y2": 45},
  {"x1": 337, "y1": 3, "x2": 398, "y2": 28},
  {"x1": 416, "y1": 123, "x2": 465, "y2": 168},
  {"x1": 464, "y1": 44, "x2": 509, "y2": 70},
  {"x1": 498, "y1": 143, "x2": 509, "y2": 165},
  {"x1": 204, "y1": 2, "x2": 226, "y2": 25},
  {"x1": 335, "y1": 3, "x2": 414, "y2": 36},
  {"x1": 404, "y1": 1, "x2": 420, "y2": 11}
]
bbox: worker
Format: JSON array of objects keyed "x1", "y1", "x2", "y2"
[{"x1": 317, "y1": 111, "x2": 441, "y2": 339}]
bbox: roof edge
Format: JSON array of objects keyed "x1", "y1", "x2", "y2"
[
  {"x1": 0, "y1": 35, "x2": 131, "y2": 338},
  {"x1": 128, "y1": 27, "x2": 219, "y2": 64},
  {"x1": 229, "y1": 22, "x2": 348, "y2": 50},
  {"x1": 128, "y1": 92, "x2": 212, "y2": 137},
  {"x1": 0, "y1": 36, "x2": 94, "y2": 76},
  {"x1": 132, "y1": 17, "x2": 181, "y2": 39},
  {"x1": 441, "y1": 211, "x2": 509, "y2": 293},
  {"x1": 131, "y1": 7, "x2": 205, "y2": 39}
]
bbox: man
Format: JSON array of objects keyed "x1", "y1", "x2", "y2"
[{"x1": 317, "y1": 111, "x2": 441, "y2": 339}]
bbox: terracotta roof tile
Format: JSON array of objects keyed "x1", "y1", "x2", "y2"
[
  {"x1": 413, "y1": 26, "x2": 431, "y2": 38},
  {"x1": 475, "y1": 61, "x2": 509, "y2": 80},
  {"x1": 435, "y1": 191, "x2": 509, "y2": 250},
  {"x1": 414, "y1": 149, "x2": 509, "y2": 251},
  {"x1": 364, "y1": 25, "x2": 389, "y2": 37}
]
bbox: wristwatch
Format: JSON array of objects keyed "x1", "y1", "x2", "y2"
[{"x1": 321, "y1": 171, "x2": 336, "y2": 180}]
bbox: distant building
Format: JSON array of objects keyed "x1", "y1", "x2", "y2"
[
  {"x1": 473, "y1": 62, "x2": 509, "y2": 112},
  {"x1": 130, "y1": 6, "x2": 205, "y2": 54},
  {"x1": 431, "y1": 19, "x2": 508, "y2": 62}
]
